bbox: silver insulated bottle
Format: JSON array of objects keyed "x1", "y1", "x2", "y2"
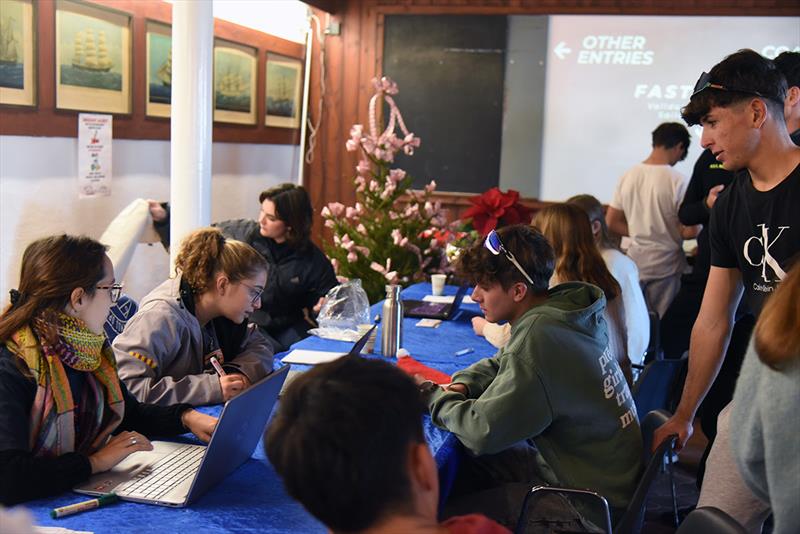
[{"x1": 381, "y1": 284, "x2": 403, "y2": 358}]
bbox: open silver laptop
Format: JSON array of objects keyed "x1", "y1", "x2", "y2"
[{"x1": 74, "y1": 365, "x2": 289, "y2": 507}]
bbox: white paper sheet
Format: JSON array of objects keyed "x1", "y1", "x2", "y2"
[
  {"x1": 281, "y1": 349, "x2": 348, "y2": 365},
  {"x1": 422, "y1": 295, "x2": 455, "y2": 303}
]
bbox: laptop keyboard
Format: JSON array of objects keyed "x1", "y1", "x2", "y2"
[{"x1": 118, "y1": 444, "x2": 205, "y2": 500}]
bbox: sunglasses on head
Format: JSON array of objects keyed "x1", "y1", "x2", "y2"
[
  {"x1": 484, "y1": 229, "x2": 535, "y2": 287},
  {"x1": 691, "y1": 71, "x2": 782, "y2": 104}
]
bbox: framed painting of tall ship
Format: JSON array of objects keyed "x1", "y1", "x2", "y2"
[
  {"x1": 55, "y1": 0, "x2": 131, "y2": 114},
  {"x1": 265, "y1": 54, "x2": 302, "y2": 128},
  {"x1": 213, "y1": 40, "x2": 256, "y2": 125},
  {"x1": 0, "y1": 0, "x2": 35, "y2": 107},
  {"x1": 146, "y1": 21, "x2": 171, "y2": 118}
]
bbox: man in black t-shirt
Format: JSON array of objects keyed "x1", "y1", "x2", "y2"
[{"x1": 654, "y1": 50, "x2": 800, "y2": 455}]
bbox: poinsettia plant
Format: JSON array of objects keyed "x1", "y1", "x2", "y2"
[
  {"x1": 321, "y1": 77, "x2": 448, "y2": 303},
  {"x1": 461, "y1": 187, "x2": 533, "y2": 236}
]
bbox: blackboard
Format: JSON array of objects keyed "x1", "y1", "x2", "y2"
[{"x1": 383, "y1": 15, "x2": 507, "y2": 194}]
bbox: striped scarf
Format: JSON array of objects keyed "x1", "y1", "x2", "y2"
[{"x1": 5, "y1": 313, "x2": 125, "y2": 457}]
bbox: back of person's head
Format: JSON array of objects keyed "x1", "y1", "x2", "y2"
[
  {"x1": 533, "y1": 203, "x2": 620, "y2": 300},
  {"x1": 0, "y1": 235, "x2": 107, "y2": 343},
  {"x1": 566, "y1": 194, "x2": 618, "y2": 250},
  {"x1": 755, "y1": 262, "x2": 800, "y2": 370},
  {"x1": 265, "y1": 356, "x2": 426, "y2": 532},
  {"x1": 682, "y1": 49, "x2": 787, "y2": 126},
  {"x1": 455, "y1": 224, "x2": 553, "y2": 295},
  {"x1": 259, "y1": 183, "x2": 313, "y2": 248},
  {"x1": 773, "y1": 51, "x2": 800, "y2": 88},
  {"x1": 175, "y1": 228, "x2": 268, "y2": 294},
  {"x1": 651, "y1": 122, "x2": 690, "y2": 150}
]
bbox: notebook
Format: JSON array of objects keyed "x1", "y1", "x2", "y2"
[
  {"x1": 403, "y1": 285, "x2": 468, "y2": 320},
  {"x1": 281, "y1": 324, "x2": 376, "y2": 365},
  {"x1": 73, "y1": 365, "x2": 290, "y2": 507}
]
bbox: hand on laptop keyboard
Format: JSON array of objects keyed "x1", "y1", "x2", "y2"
[{"x1": 89, "y1": 431, "x2": 153, "y2": 474}]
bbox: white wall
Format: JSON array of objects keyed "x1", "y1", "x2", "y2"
[{"x1": 0, "y1": 135, "x2": 297, "y2": 303}]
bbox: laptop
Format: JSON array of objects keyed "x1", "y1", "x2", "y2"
[
  {"x1": 403, "y1": 285, "x2": 468, "y2": 320},
  {"x1": 280, "y1": 324, "x2": 377, "y2": 394},
  {"x1": 74, "y1": 365, "x2": 290, "y2": 507}
]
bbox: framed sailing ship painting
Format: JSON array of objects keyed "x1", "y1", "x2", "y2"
[
  {"x1": 55, "y1": 0, "x2": 131, "y2": 114},
  {"x1": 213, "y1": 40, "x2": 257, "y2": 125},
  {"x1": 0, "y1": 0, "x2": 36, "y2": 107},
  {"x1": 265, "y1": 54, "x2": 302, "y2": 128},
  {"x1": 146, "y1": 21, "x2": 171, "y2": 118}
]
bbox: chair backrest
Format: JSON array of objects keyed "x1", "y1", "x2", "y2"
[
  {"x1": 103, "y1": 294, "x2": 138, "y2": 344},
  {"x1": 614, "y1": 409, "x2": 675, "y2": 533},
  {"x1": 632, "y1": 355, "x2": 687, "y2": 417},
  {"x1": 643, "y1": 310, "x2": 661, "y2": 363},
  {"x1": 676, "y1": 507, "x2": 747, "y2": 534}
]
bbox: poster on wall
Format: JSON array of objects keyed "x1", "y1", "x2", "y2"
[
  {"x1": 265, "y1": 54, "x2": 302, "y2": 128},
  {"x1": 146, "y1": 21, "x2": 171, "y2": 117},
  {"x1": 0, "y1": 0, "x2": 36, "y2": 107},
  {"x1": 213, "y1": 40, "x2": 257, "y2": 125},
  {"x1": 55, "y1": 0, "x2": 131, "y2": 114},
  {"x1": 78, "y1": 113, "x2": 112, "y2": 198}
]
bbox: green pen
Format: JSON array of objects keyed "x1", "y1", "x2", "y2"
[{"x1": 50, "y1": 492, "x2": 119, "y2": 518}]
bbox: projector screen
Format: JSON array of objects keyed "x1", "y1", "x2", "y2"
[{"x1": 538, "y1": 15, "x2": 800, "y2": 203}]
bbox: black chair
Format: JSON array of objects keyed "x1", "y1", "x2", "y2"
[
  {"x1": 643, "y1": 310, "x2": 661, "y2": 364},
  {"x1": 515, "y1": 410, "x2": 678, "y2": 534},
  {"x1": 632, "y1": 353, "x2": 687, "y2": 417},
  {"x1": 676, "y1": 507, "x2": 747, "y2": 534}
]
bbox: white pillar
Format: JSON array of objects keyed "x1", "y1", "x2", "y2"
[{"x1": 169, "y1": 0, "x2": 214, "y2": 273}]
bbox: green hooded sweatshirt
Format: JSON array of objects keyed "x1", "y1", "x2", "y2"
[{"x1": 427, "y1": 282, "x2": 642, "y2": 511}]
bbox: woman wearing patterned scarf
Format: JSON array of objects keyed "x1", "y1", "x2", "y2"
[{"x1": 0, "y1": 235, "x2": 217, "y2": 505}]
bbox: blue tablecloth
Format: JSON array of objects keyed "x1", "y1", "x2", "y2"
[{"x1": 21, "y1": 283, "x2": 494, "y2": 533}]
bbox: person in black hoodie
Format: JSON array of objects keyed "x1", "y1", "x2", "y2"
[
  {"x1": 150, "y1": 183, "x2": 338, "y2": 353},
  {"x1": 0, "y1": 235, "x2": 216, "y2": 505}
]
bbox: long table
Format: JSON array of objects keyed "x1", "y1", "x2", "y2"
[{"x1": 21, "y1": 283, "x2": 495, "y2": 533}]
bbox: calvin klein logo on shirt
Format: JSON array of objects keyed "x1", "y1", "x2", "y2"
[{"x1": 743, "y1": 224, "x2": 789, "y2": 283}]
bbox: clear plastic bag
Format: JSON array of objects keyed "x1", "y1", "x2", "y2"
[{"x1": 308, "y1": 279, "x2": 371, "y2": 341}]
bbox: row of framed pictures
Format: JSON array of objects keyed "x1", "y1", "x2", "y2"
[{"x1": 0, "y1": 0, "x2": 304, "y2": 128}]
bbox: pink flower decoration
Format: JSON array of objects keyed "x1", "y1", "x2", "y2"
[
  {"x1": 321, "y1": 206, "x2": 332, "y2": 218},
  {"x1": 389, "y1": 169, "x2": 406, "y2": 183},
  {"x1": 345, "y1": 207, "x2": 359, "y2": 219},
  {"x1": 425, "y1": 180, "x2": 437, "y2": 193},
  {"x1": 356, "y1": 160, "x2": 372, "y2": 176},
  {"x1": 324, "y1": 219, "x2": 334, "y2": 228},
  {"x1": 327, "y1": 202, "x2": 346, "y2": 217},
  {"x1": 357, "y1": 223, "x2": 367, "y2": 234},
  {"x1": 347, "y1": 251, "x2": 358, "y2": 263},
  {"x1": 345, "y1": 139, "x2": 359, "y2": 152}
]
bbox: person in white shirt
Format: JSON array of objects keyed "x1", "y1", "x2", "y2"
[
  {"x1": 567, "y1": 195, "x2": 650, "y2": 365},
  {"x1": 606, "y1": 122, "x2": 697, "y2": 318}
]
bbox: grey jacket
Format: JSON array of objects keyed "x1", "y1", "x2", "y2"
[{"x1": 114, "y1": 277, "x2": 273, "y2": 406}]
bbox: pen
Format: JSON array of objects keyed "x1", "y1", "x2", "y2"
[
  {"x1": 210, "y1": 356, "x2": 227, "y2": 376},
  {"x1": 50, "y1": 493, "x2": 118, "y2": 518},
  {"x1": 454, "y1": 347, "x2": 474, "y2": 356}
]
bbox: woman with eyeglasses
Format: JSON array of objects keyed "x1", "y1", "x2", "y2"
[
  {"x1": 0, "y1": 235, "x2": 217, "y2": 505},
  {"x1": 113, "y1": 228, "x2": 274, "y2": 406},
  {"x1": 149, "y1": 184, "x2": 338, "y2": 353}
]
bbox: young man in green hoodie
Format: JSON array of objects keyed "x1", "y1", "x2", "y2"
[{"x1": 420, "y1": 224, "x2": 642, "y2": 529}]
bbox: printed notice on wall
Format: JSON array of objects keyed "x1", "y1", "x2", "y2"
[{"x1": 78, "y1": 113, "x2": 112, "y2": 198}]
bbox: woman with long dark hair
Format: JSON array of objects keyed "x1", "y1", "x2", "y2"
[{"x1": 0, "y1": 235, "x2": 216, "y2": 505}]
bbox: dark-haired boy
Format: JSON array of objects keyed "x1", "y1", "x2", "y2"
[
  {"x1": 654, "y1": 49, "x2": 800, "y2": 451},
  {"x1": 606, "y1": 122, "x2": 695, "y2": 317},
  {"x1": 423, "y1": 225, "x2": 642, "y2": 529},
  {"x1": 265, "y1": 356, "x2": 510, "y2": 534}
]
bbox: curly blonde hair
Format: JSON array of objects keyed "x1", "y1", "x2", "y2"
[{"x1": 175, "y1": 228, "x2": 268, "y2": 293}]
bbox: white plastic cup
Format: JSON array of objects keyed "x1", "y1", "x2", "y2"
[{"x1": 431, "y1": 274, "x2": 447, "y2": 296}]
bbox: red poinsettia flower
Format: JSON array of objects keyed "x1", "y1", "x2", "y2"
[{"x1": 462, "y1": 187, "x2": 533, "y2": 236}]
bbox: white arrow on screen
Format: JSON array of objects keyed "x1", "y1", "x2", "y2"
[{"x1": 554, "y1": 41, "x2": 572, "y2": 60}]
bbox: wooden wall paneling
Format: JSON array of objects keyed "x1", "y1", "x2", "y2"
[{"x1": 0, "y1": 0, "x2": 304, "y2": 145}]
